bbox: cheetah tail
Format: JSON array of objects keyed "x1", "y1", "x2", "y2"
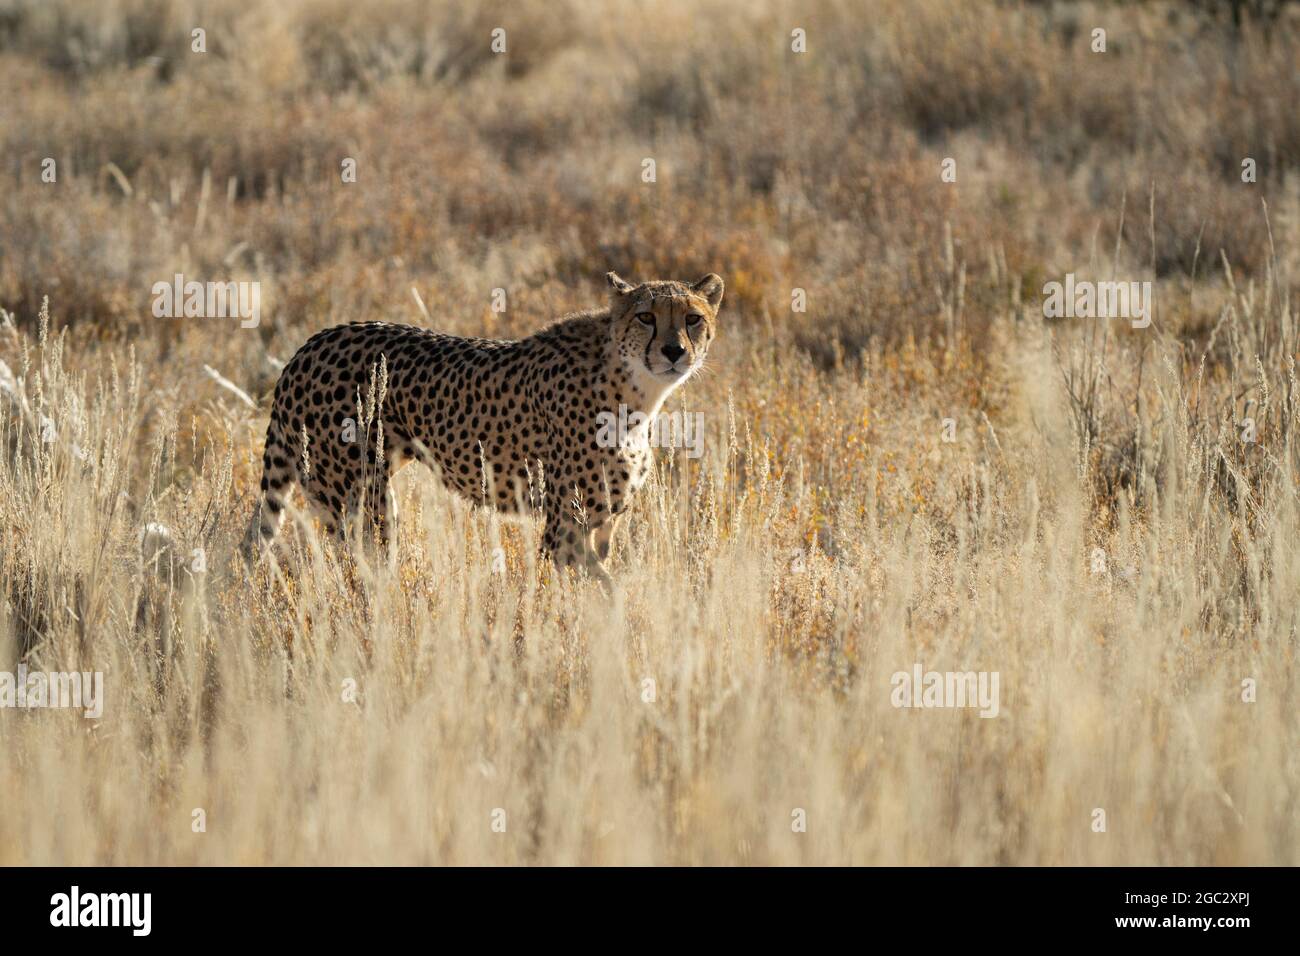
[{"x1": 243, "y1": 426, "x2": 298, "y2": 559}]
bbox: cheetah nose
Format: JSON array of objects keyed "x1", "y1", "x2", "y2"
[{"x1": 661, "y1": 343, "x2": 687, "y2": 363}]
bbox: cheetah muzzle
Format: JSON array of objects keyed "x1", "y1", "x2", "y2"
[{"x1": 245, "y1": 271, "x2": 724, "y2": 586}]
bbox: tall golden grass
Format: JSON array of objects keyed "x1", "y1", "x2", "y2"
[{"x1": 0, "y1": 0, "x2": 1296, "y2": 864}]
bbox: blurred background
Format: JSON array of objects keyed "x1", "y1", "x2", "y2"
[{"x1": 0, "y1": 0, "x2": 1296, "y2": 865}]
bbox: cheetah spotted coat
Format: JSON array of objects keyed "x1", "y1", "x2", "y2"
[{"x1": 247, "y1": 272, "x2": 724, "y2": 582}]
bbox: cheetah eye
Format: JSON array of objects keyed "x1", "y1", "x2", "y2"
[
  {"x1": 686, "y1": 314, "x2": 704, "y2": 326},
  {"x1": 635, "y1": 312, "x2": 655, "y2": 325}
]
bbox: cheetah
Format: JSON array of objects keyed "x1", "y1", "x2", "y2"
[{"x1": 245, "y1": 271, "x2": 724, "y2": 584}]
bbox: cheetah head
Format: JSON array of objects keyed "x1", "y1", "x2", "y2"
[{"x1": 606, "y1": 271, "x2": 724, "y2": 392}]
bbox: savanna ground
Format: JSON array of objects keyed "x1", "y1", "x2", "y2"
[{"x1": 0, "y1": 0, "x2": 1297, "y2": 865}]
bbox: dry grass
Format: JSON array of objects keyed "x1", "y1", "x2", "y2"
[{"x1": 0, "y1": 0, "x2": 1297, "y2": 865}]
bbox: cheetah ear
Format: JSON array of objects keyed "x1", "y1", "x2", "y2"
[
  {"x1": 606, "y1": 271, "x2": 635, "y2": 296},
  {"x1": 692, "y1": 273, "x2": 725, "y2": 311}
]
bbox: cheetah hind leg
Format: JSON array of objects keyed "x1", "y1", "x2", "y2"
[
  {"x1": 334, "y1": 474, "x2": 398, "y2": 567},
  {"x1": 362, "y1": 481, "x2": 399, "y2": 566},
  {"x1": 348, "y1": 435, "x2": 410, "y2": 566}
]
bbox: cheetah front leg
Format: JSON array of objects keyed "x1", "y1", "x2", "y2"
[
  {"x1": 592, "y1": 514, "x2": 621, "y2": 564},
  {"x1": 543, "y1": 509, "x2": 612, "y2": 589}
]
